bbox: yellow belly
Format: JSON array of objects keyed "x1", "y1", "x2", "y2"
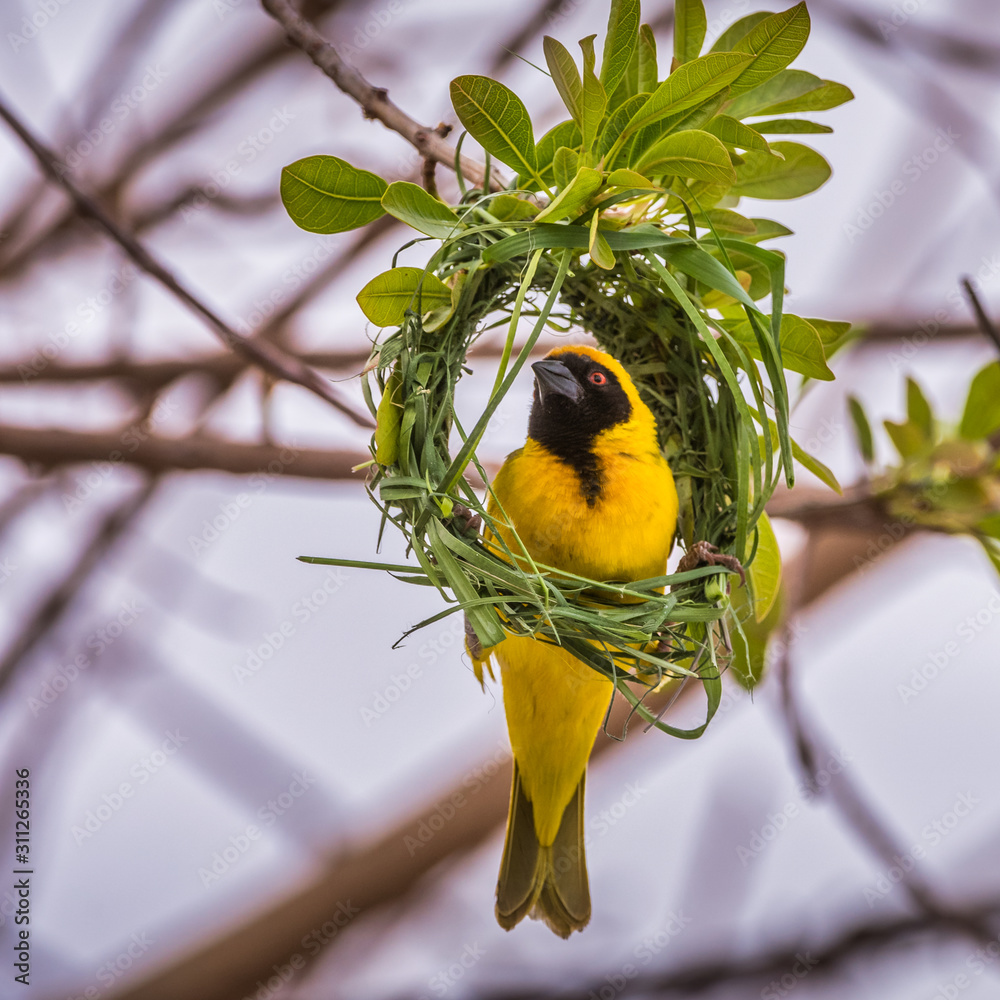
[
  {"x1": 488, "y1": 439, "x2": 678, "y2": 844},
  {"x1": 489, "y1": 441, "x2": 677, "y2": 582}
]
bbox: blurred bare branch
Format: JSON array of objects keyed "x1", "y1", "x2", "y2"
[
  {"x1": 0, "y1": 95, "x2": 374, "y2": 427},
  {"x1": 0, "y1": 425, "x2": 369, "y2": 481},
  {"x1": 0, "y1": 478, "x2": 158, "y2": 697},
  {"x1": 261, "y1": 0, "x2": 501, "y2": 190}
]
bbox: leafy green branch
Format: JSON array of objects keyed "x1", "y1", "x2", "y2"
[{"x1": 274, "y1": 0, "x2": 856, "y2": 738}]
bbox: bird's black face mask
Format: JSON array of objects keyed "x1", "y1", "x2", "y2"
[{"x1": 527, "y1": 352, "x2": 632, "y2": 502}]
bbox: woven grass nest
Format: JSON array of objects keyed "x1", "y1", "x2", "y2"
[{"x1": 286, "y1": 0, "x2": 853, "y2": 737}]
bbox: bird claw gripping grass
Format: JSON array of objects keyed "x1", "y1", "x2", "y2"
[{"x1": 282, "y1": 0, "x2": 853, "y2": 736}]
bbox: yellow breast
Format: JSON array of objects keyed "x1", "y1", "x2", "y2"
[{"x1": 488, "y1": 434, "x2": 678, "y2": 583}]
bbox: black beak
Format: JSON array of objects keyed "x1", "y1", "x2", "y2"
[{"x1": 532, "y1": 359, "x2": 582, "y2": 404}]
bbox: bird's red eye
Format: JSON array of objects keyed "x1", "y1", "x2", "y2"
[{"x1": 588, "y1": 371, "x2": 608, "y2": 386}]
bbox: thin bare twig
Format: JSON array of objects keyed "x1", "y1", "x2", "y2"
[
  {"x1": 260, "y1": 0, "x2": 500, "y2": 191},
  {"x1": 961, "y1": 276, "x2": 1000, "y2": 357},
  {"x1": 0, "y1": 94, "x2": 374, "y2": 429}
]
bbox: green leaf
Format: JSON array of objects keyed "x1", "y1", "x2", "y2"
[
  {"x1": 745, "y1": 217, "x2": 793, "y2": 242},
  {"x1": 732, "y1": 142, "x2": 831, "y2": 199},
  {"x1": 906, "y1": 377, "x2": 934, "y2": 440},
  {"x1": 553, "y1": 145, "x2": 580, "y2": 190},
  {"x1": 356, "y1": 267, "x2": 451, "y2": 327},
  {"x1": 752, "y1": 118, "x2": 833, "y2": 134},
  {"x1": 756, "y1": 79, "x2": 854, "y2": 115},
  {"x1": 884, "y1": 419, "x2": 925, "y2": 460},
  {"x1": 374, "y1": 367, "x2": 403, "y2": 466},
  {"x1": 481, "y1": 225, "x2": 758, "y2": 311},
  {"x1": 489, "y1": 194, "x2": 538, "y2": 221},
  {"x1": 960, "y1": 362, "x2": 1000, "y2": 439},
  {"x1": 589, "y1": 212, "x2": 616, "y2": 269},
  {"x1": 674, "y1": 0, "x2": 707, "y2": 65},
  {"x1": 579, "y1": 34, "x2": 609, "y2": 151},
  {"x1": 380, "y1": 181, "x2": 460, "y2": 238},
  {"x1": 543, "y1": 37, "x2": 583, "y2": 125},
  {"x1": 280, "y1": 155, "x2": 386, "y2": 234},
  {"x1": 747, "y1": 510, "x2": 782, "y2": 621},
  {"x1": 607, "y1": 167, "x2": 660, "y2": 189},
  {"x1": 627, "y1": 91, "x2": 728, "y2": 167},
  {"x1": 450, "y1": 75, "x2": 538, "y2": 181},
  {"x1": 701, "y1": 208, "x2": 757, "y2": 234},
  {"x1": 601, "y1": 0, "x2": 640, "y2": 97},
  {"x1": 848, "y1": 396, "x2": 874, "y2": 463},
  {"x1": 725, "y1": 69, "x2": 823, "y2": 118},
  {"x1": 535, "y1": 166, "x2": 603, "y2": 222},
  {"x1": 978, "y1": 537, "x2": 1000, "y2": 580},
  {"x1": 598, "y1": 92, "x2": 649, "y2": 162},
  {"x1": 636, "y1": 128, "x2": 736, "y2": 184},
  {"x1": 663, "y1": 243, "x2": 758, "y2": 309},
  {"x1": 728, "y1": 577, "x2": 782, "y2": 690},
  {"x1": 621, "y1": 52, "x2": 753, "y2": 139},
  {"x1": 806, "y1": 317, "x2": 853, "y2": 358},
  {"x1": 724, "y1": 313, "x2": 833, "y2": 380},
  {"x1": 704, "y1": 115, "x2": 773, "y2": 153},
  {"x1": 533, "y1": 120, "x2": 582, "y2": 186},
  {"x1": 792, "y1": 438, "x2": 841, "y2": 493},
  {"x1": 710, "y1": 12, "x2": 769, "y2": 52},
  {"x1": 637, "y1": 24, "x2": 658, "y2": 92},
  {"x1": 730, "y1": 2, "x2": 810, "y2": 96}
]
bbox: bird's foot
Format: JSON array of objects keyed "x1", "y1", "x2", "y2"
[
  {"x1": 450, "y1": 503, "x2": 482, "y2": 538},
  {"x1": 678, "y1": 540, "x2": 746, "y2": 588}
]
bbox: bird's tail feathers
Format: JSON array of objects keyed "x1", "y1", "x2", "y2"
[{"x1": 495, "y1": 762, "x2": 590, "y2": 938}]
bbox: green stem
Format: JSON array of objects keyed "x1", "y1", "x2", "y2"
[{"x1": 439, "y1": 249, "x2": 572, "y2": 496}]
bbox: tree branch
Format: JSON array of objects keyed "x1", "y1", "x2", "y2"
[
  {"x1": 0, "y1": 479, "x2": 158, "y2": 696},
  {"x1": 0, "y1": 94, "x2": 374, "y2": 429},
  {"x1": 0, "y1": 425, "x2": 370, "y2": 481},
  {"x1": 260, "y1": 0, "x2": 501, "y2": 191}
]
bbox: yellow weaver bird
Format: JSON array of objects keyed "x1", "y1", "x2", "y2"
[{"x1": 468, "y1": 344, "x2": 678, "y2": 937}]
